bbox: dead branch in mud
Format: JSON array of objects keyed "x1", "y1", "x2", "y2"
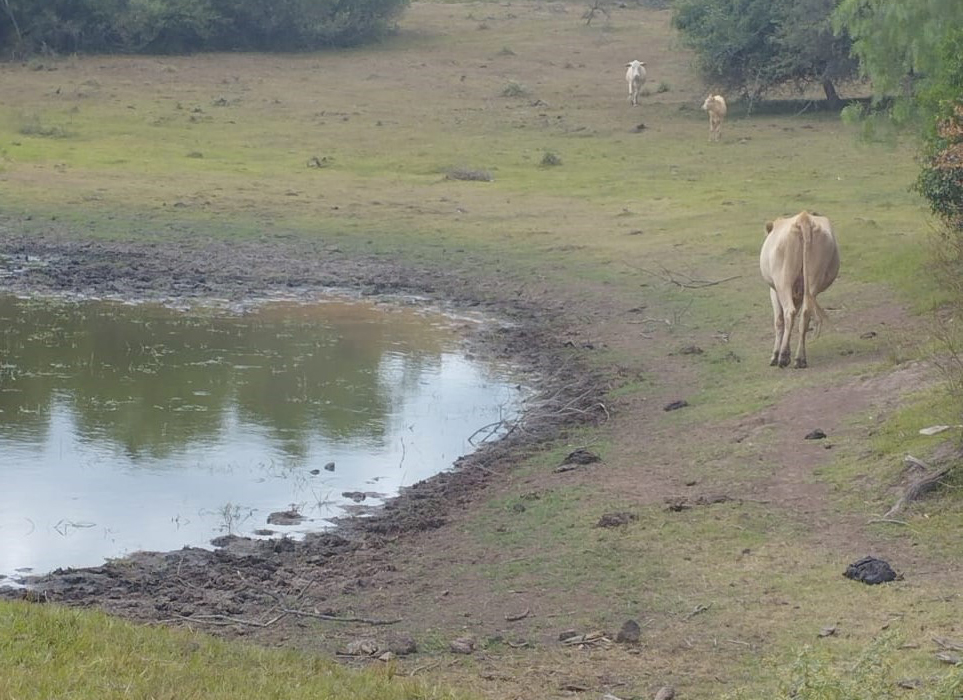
[
  {"x1": 882, "y1": 455, "x2": 954, "y2": 519},
  {"x1": 468, "y1": 419, "x2": 516, "y2": 446},
  {"x1": 173, "y1": 612, "x2": 288, "y2": 628},
  {"x1": 172, "y1": 606, "x2": 400, "y2": 628},
  {"x1": 280, "y1": 608, "x2": 402, "y2": 625},
  {"x1": 524, "y1": 377, "x2": 609, "y2": 426}
]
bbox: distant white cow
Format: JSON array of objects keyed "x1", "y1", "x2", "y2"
[
  {"x1": 759, "y1": 211, "x2": 840, "y2": 369},
  {"x1": 701, "y1": 94, "x2": 727, "y2": 141},
  {"x1": 625, "y1": 60, "x2": 647, "y2": 106}
]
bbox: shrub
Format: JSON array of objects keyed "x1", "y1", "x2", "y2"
[
  {"x1": 0, "y1": 0, "x2": 410, "y2": 55},
  {"x1": 540, "y1": 151, "x2": 562, "y2": 167},
  {"x1": 500, "y1": 81, "x2": 529, "y2": 98}
]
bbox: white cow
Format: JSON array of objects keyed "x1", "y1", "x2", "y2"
[
  {"x1": 759, "y1": 211, "x2": 840, "y2": 368},
  {"x1": 625, "y1": 60, "x2": 647, "y2": 106},
  {"x1": 701, "y1": 94, "x2": 727, "y2": 141}
]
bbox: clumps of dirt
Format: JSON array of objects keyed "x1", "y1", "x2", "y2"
[
  {"x1": 0, "y1": 225, "x2": 612, "y2": 634},
  {"x1": 596, "y1": 512, "x2": 638, "y2": 528},
  {"x1": 843, "y1": 556, "x2": 899, "y2": 585}
]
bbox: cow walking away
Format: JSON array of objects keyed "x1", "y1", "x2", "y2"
[
  {"x1": 702, "y1": 94, "x2": 727, "y2": 141},
  {"x1": 759, "y1": 211, "x2": 839, "y2": 368},
  {"x1": 625, "y1": 60, "x2": 647, "y2": 106}
]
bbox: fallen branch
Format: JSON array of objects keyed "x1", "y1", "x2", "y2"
[
  {"x1": 174, "y1": 612, "x2": 287, "y2": 628},
  {"x1": 280, "y1": 608, "x2": 402, "y2": 625},
  {"x1": 883, "y1": 455, "x2": 953, "y2": 518},
  {"x1": 505, "y1": 608, "x2": 531, "y2": 622},
  {"x1": 685, "y1": 603, "x2": 712, "y2": 620}
]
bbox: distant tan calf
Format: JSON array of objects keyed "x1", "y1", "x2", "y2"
[
  {"x1": 759, "y1": 211, "x2": 840, "y2": 368},
  {"x1": 701, "y1": 94, "x2": 727, "y2": 141}
]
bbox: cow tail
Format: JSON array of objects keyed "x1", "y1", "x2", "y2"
[{"x1": 800, "y1": 212, "x2": 829, "y2": 337}]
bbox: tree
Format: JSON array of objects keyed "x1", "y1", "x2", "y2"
[
  {"x1": 671, "y1": 0, "x2": 856, "y2": 106},
  {"x1": 834, "y1": 1, "x2": 963, "y2": 226},
  {"x1": 0, "y1": 0, "x2": 409, "y2": 56}
]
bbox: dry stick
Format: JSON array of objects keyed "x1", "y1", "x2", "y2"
[
  {"x1": 173, "y1": 612, "x2": 287, "y2": 628},
  {"x1": 505, "y1": 608, "x2": 531, "y2": 622},
  {"x1": 867, "y1": 518, "x2": 911, "y2": 527},
  {"x1": 882, "y1": 455, "x2": 953, "y2": 519},
  {"x1": 280, "y1": 608, "x2": 401, "y2": 625}
]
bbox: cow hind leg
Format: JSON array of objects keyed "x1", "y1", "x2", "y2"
[
  {"x1": 794, "y1": 306, "x2": 812, "y2": 368},
  {"x1": 775, "y1": 290, "x2": 797, "y2": 368},
  {"x1": 769, "y1": 289, "x2": 785, "y2": 366}
]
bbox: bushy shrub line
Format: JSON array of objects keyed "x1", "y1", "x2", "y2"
[{"x1": 0, "y1": 0, "x2": 409, "y2": 56}]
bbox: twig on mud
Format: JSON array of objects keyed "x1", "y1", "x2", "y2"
[
  {"x1": 685, "y1": 603, "x2": 712, "y2": 620},
  {"x1": 280, "y1": 608, "x2": 402, "y2": 625},
  {"x1": 409, "y1": 661, "x2": 442, "y2": 676},
  {"x1": 882, "y1": 455, "x2": 953, "y2": 518},
  {"x1": 173, "y1": 612, "x2": 288, "y2": 628},
  {"x1": 505, "y1": 608, "x2": 531, "y2": 622},
  {"x1": 399, "y1": 436, "x2": 406, "y2": 470},
  {"x1": 867, "y1": 518, "x2": 911, "y2": 526},
  {"x1": 468, "y1": 419, "x2": 514, "y2": 446}
]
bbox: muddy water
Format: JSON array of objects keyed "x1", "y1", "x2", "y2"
[{"x1": 0, "y1": 295, "x2": 521, "y2": 580}]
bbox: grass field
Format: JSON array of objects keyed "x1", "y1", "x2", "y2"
[{"x1": 1, "y1": 1, "x2": 962, "y2": 698}]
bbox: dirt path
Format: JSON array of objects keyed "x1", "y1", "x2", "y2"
[{"x1": 2, "y1": 224, "x2": 956, "y2": 698}]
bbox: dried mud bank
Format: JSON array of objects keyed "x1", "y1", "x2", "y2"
[{"x1": 0, "y1": 227, "x2": 609, "y2": 624}]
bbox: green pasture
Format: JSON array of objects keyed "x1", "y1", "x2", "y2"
[
  {"x1": 0, "y1": 1, "x2": 960, "y2": 698},
  {"x1": 0, "y1": 601, "x2": 470, "y2": 700}
]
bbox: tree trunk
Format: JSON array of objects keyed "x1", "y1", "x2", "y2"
[{"x1": 822, "y1": 79, "x2": 842, "y2": 110}]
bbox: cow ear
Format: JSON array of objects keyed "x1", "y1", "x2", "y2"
[{"x1": 765, "y1": 221, "x2": 774, "y2": 234}]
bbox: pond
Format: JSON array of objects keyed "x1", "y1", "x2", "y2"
[{"x1": 0, "y1": 295, "x2": 523, "y2": 581}]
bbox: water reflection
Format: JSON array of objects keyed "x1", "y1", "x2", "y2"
[{"x1": 0, "y1": 296, "x2": 520, "y2": 578}]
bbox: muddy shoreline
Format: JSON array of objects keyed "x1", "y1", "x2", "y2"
[{"x1": 0, "y1": 226, "x2": 608, "y2": 632}]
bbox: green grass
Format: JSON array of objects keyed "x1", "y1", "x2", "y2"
[{"x1": 0, "y1": 601, "x2": 473, "y2": 700}]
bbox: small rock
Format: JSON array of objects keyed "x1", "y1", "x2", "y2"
[
  {"x1": 818, "y1": 625, "x2": 837, "y2": 637},
  {"x1": 860, "y1": 331, "x2": 877, "y2": 339},
  {"x1": 561, "y1": 448, "x2": 601, "y2": 466},
  {"x1": 654, "y1": 686, "x2": 676, "y2": 700},
  {"x1": 804, "y1": 429, "x2": 827, "y2": 440},
  {"x1": 324, "y1": 461, "x2": 336, "y2": 471},
  {"x1": 388, "y1": 635, "x2": 418, "y2": 656},
  {"x1": 558, "y1": 629, "x2": 579, "y2": 642},
  {"x1": 679, "y1": 345, "x2": 703, "y2": 355},
  {"x1": 309, "y1": 469, "x2": 320, "y2": 475},
  {"x1": 345, "y1": 638, "x2": 379, "y2": 656},
  {"x1": 615, "y1": 619, "x2": 641, "y2": 644},
  {"x1": 342, "y1": 491, "x2": 366, "y2": 502},
  {"x1": 843, "y1": 556, "x2": 897, "y2": 585},
  {"x1": 449, "y1": 637, "x2": 475, "y2": 654},
  {"x1": 664, "y1": 400, "x2": 688, "y2": 411},
  {"x1": 377, "y1": 651, "x2": 396, "y2": 662}
]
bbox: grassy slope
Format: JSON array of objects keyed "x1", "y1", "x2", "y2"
[
  {"x1": 1, "y1": 2, "x2": 962, "y2": 698},
  {"x1": 0, "y1": 601, "x2": 469, "y2": 700}
]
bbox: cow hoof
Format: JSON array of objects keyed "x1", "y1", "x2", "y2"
[
  {"x1": 794, "y1": 358, "x2": 808, "y2": 369},
  {"x1": 769, "y1": 357, "x2": 779, "y2": 367}
]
